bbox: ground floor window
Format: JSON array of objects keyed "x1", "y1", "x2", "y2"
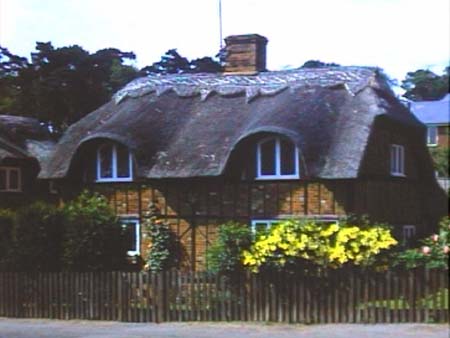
[
  {"x1": 0, "y1": 167, "x2": 21, "y2": 192},
  {"x1": 402, "y1": 225, "x2": 416, "y2": 243},
  {"x1": 250, "y1": 217, "x2": 340, "y2": 235},
  {"x1": 120, "y1": 218, "x2": 140, "y2": 255}
]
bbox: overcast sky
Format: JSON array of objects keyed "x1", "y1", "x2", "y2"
[{"x1": 0, "y1": 0, "x2": 448, "y2": 82}]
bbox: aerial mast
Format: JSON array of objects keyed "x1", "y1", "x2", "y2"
[{"x1": 219, "y1": 0, "x2": 223, "y2": 49}]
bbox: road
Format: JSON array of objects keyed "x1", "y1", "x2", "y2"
[{"x1": 0, "y1": 318, "x2": 448, "y2": 338}]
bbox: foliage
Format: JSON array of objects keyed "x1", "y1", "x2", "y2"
[
  {"x1": 0, "y1": 209, "x2": 15, "y2": 262},
  {"x1": 0, "y1": 43, "x2": 139, "y2": 132},
  {"x1": 429, "y1": 147, "x2": 449, "y2": 177},
  {"x1": 206, "y1": 222, "x2": 252, "y2": 275},
  {"x1": 242, "y1": 219, "x2": 397, "y2": 273},
  {"x1": 62, "y1": 191, "x2": 128, "y2": 271},
  {"x1": 393, "y1": 217, "x2": 449, "y2": 270},
  {"x1": 144, "y1": 203, "x2": 178, "y2": 272},
  {"x1": 8, "y1": 202, "x2": 64, "y2": 271},
  {"x1": 401, "y1": 67, "x2": 449, "y2": 101},
  {"x1": 140, "y1": 49, "x2": 222, "y2": 75},
  {"x1": 300, "y1": 60, "x2": 340, "y2": 68}
]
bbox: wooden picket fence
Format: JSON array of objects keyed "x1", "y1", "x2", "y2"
[{"x1": 0, "y1": 268, "x2": 448, "y2": 323}]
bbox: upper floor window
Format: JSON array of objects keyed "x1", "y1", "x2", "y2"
[
  {"x1": 256, "y1": 137, "x2": 299, "y2": 179},
  {"x1": 427, "y1": 126, "x2": 438, "y2": 146},
  {"x1": 0, "y1": 167, "x2": 22, "y2": 192},
  {"x1": 390, "y1": 144, "x2": 405, "y2": 176},
  {"x1": 96, "y1": 142, "x2": 133, "y2": 182}
]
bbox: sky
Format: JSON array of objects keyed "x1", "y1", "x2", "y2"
[{"x1": 0, "y1": 0, "x2": 449, "y2": 83}]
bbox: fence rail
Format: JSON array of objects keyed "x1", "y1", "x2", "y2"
[{"x1": 0, "y1": 269, "x2": 448, "y2": 323}]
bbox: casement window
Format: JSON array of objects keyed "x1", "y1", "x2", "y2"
[
  {"x1": 427, "y1": 126, "x2": 438, "y2": 146},
  {"x1": 0, "y1": 167, "x2": 22, "y2": 192},
  {"x1": 120, "y1": 218, "x2": 140, "y2": 256},
  {"x1": 251, "y1": 217, "x2": 339, "y2": 235},
  {"x1": 96, "y1": 142, "x2": 133, "y2": 182},
  {"x1": 256, "y1": 137, "x2": 299, "y2": 179},
  {"x1": 402, "y1": 225, "x2": 416, "y2": 243},
  {"x1": 251, "y1": 219, "x2": 280, "y2": 234},
  {"x1": 390, "y1": 144, "x2": 405, "y2": 176}
]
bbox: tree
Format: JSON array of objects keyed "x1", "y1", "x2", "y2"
[
  {"x1": 429, "y1": 147, "x2": 449, "y2": 177},
  {"x1": 0, "y1": 43, "x2": 139, "y2": 132},
  {"x1": 401, "y1": 67, "x2": 449, "y2": 101},
  {"x1": 300, "y1": 60, "x2": 340, "y2": 68},
  {"x1": 140, "y1": 49, "x2": 222, "y2": 75}
]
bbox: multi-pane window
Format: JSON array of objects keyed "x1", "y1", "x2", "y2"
[
  {"x1": 251, "y1": 219, "x2": 280, "y2": 234},
  {"x1": 390, "y1": 144, "x2": 405, "y2": 176},
  {"x1": 427, "y1": 126, "x2": 438, "y2": 146},
  {"x1": 120, "y1": 218, "x2": 140, "y2": 255},
  {"x1": 0, "y1": 167, "x2": 21, "y2": 192},
  {"x1": 96, "y1": 142, "x2": 133, "y2": 182},
  {"x1": 251, "y1": 218, "x2": 339, "y2": 235},
  {"x1": 256, "y1": 137, "x2": 299, "y2": 179}
]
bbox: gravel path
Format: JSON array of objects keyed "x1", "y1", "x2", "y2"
[{"x1": 0, "y1": 318, "x2": 448, "y2": 338}]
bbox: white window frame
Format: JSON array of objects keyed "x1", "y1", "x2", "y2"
[
  {"x1": 120, "y1": 218, "x2": 140, "y2": 256},
  {"x1": 250, "y1": 217, "x2": 340, "y2": 234},
  {"x1": 96, "y1": 143, "x2": 133, "y2": 182},
  {"x1": 0, "y1": 167, "x2": 22, "y2": 192},
  {"x1": 390, "y1": 144, "x2": 405, "y2": 177},
  {"x1": 250, "y1": 219, "x2": 280, "y2": 234},
  {"x1": 256, "y1": 137, "x2": 300, "y2": 180},
  {"x1": 402, "y1": 225, "x2": 416, "y2": 242},
  {"x1": 426, "y1": 126, "x2": 438, "y2": 146}
]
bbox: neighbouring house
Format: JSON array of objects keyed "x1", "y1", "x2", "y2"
[
  {"x1": 409, "y1": 94, "x2": 449, "y2": 149},
  {"x1": 0, "y1": 115, "x2": 56, "y2": 207},
  {"x1": 38, "y1": 34, "x2": 447, "y2": 270},
  {"x1": 409, "y1": 94, "x2": 449, "y2": 191}
]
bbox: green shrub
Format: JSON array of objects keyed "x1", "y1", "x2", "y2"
[
  {"x1": 242, "y1": 219, "x2": 397, "y2": 273},
  {"x1": 206, "y1": 222, "x2": 251, "y2": 275},
  {"x1": 62, "y1": 191, "x2": 128, "y2": 271},
  {"x1": 393, "y1": 217, "x2": 449, "y2": 269},
  {"x1": 0, "y1": 209, "x2": 15, "y2": 266},
  {"x1": 10, "y1": 202, "x2": 64, "y2": 271},
  {"x1": 144, "y1": 203, "x2": 178, "y2": 272}
]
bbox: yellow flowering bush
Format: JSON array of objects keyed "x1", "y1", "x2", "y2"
[{"x1": 242, "y1": 219, "x2": 397, "y2": 272}]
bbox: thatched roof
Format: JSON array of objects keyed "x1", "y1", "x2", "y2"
[
  {"x1": 40, "y1": 66, "x2": 423, "y2": 179},
  {"x1": 0, "y1": 115, "x2": 55, "y2": 170}
]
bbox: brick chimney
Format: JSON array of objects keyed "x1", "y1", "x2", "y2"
[{"x1": 223, "y1": 34, "x2": 268, "y2": 74}]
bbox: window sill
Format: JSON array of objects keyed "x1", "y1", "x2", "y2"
[
  {"x1": 96, "y1": 178, "x2": 133, "y2": 183},
  {"x1": 427, "y1": 144, "x2": 438, "y2": 147},
  {"x1": 127, "y1": 250, "x2": 140, "y2": 256},
  {"x1": 255, "y1": 175, "x2": 300, "y2": 180},
  {"x1": 390, "y1": 173, "x2": 406, "y2": 178}
]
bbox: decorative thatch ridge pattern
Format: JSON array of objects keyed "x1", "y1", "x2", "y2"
[{"x1": 114, "y1": 67, "x2": 379, "y2": 104}]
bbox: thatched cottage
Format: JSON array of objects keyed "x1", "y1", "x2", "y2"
[
  {"x1": 37, "y1": 34, "x2": 446, "y2": 270},
  {"x1": 0, "y1": 115, "x2": 55, "y2": 208}
]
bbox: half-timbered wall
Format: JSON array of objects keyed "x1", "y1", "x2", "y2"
[{"x1": 90, "y1": 177, "x2": 433, "y2": 271}]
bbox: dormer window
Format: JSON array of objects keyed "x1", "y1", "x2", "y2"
[
  {"x1": 256, "y1": 137, "x2": 299, "y2": 179},
  {"x1": 390, "y1": 144, "x2": 405, "y2": 176},
  {"x1": 96, "y1": 142, "x2": 133, "y2": 182}
]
